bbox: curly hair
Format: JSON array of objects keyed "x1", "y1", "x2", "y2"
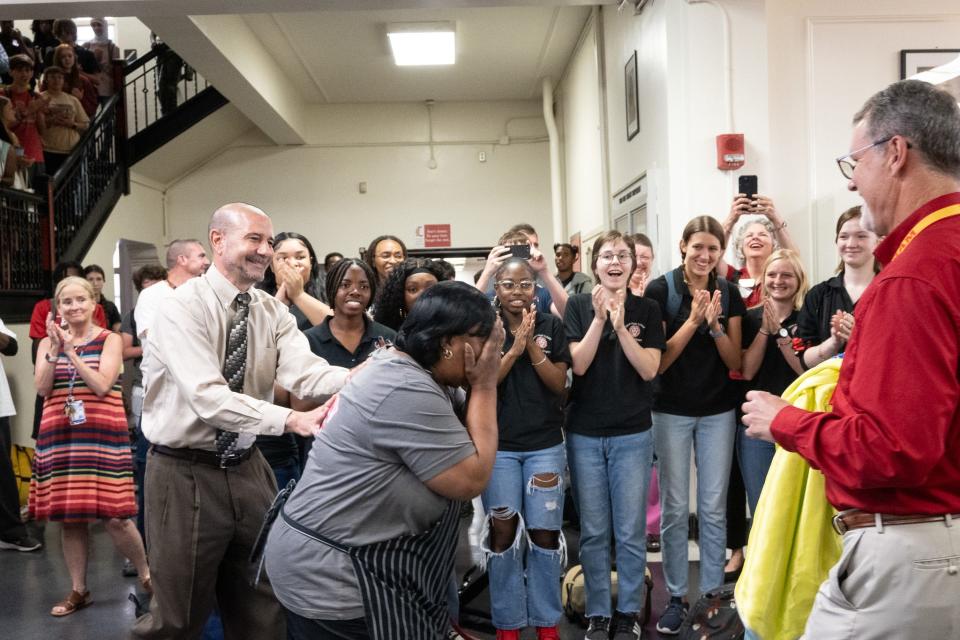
[
  {"x1": 731, "y1": 215, "x2": 778, "y2": 264},
  {"x1": 373, "y1": 258, "x2": 446, "y2": 330}
]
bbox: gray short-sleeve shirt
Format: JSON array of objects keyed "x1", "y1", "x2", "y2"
[{"x1": 265, "y1": 349, "x2": 475, "y2": 619}]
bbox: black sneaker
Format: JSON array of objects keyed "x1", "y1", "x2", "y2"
[
  {"x1": 611, "y1": 611, "x2": 641, "y2": 640},
  {"x1": 0, "y1": 533, "x2": 42, "y2": 552},
  {"x1": 584, "y1": 616, "x2": 611, "y2": 640},
  {"x1": 656, "y1": 597, "x2": 688, "y2": 635}
]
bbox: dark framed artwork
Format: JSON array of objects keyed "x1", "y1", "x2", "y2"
[
  {"x1": 625, "y1": 51, "x2": 639, "y2": 141},
  {"x1": 900, "y1": 49, "x2": 960, "y2": 79}
]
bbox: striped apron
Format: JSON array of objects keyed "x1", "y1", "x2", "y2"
[{"x1": 281, "y1": 499, "x2": 463, "y2": 639}]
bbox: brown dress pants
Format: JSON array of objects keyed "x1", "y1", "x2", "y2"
[{"x1": 131, "y1": 448, "x2": 283, "y2": 640}]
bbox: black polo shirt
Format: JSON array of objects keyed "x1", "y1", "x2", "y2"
[
  {"x1": 497, "y1": 312, "x2": 571, "y2": 452},
  {"x1": 796, "y1": 274, "x2": 855, "y2": 347},
  {"x1": 741, "y1": 307, "x2": 801, "y2": 397},
  {"x1": 645, "y1": 272, "x2": 746, "y2": 416},
  {"x1": 101, "y1": 298, "x2": 122, "y2": 329},
  {"x1": 564, "y1": 290, "x2": 666, "y2": 436},
  {"x1": 303, "y1": 316, "x2": 397, "y2": 369}
]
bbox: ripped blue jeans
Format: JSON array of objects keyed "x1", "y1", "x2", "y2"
[{"x1": 480, "y1": 443, "x2": 566, "y2": 630}]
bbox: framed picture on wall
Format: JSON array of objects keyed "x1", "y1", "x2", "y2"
[
  {"x1": 625, "y1": 51, "x2": 640, "y2": 141},
  {"x1": 900, "y1": 49, "x2": 960, "y2": 79}
]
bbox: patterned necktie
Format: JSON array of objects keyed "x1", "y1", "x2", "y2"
[{"x1": 215, "y1": 292, "x2": 251, "y2": 463}]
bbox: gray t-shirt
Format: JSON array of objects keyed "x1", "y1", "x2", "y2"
[{"x1": 264, "y1": 349, "x2": 474, "y2": 619}]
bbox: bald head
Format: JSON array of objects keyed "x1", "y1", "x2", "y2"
[
  {"x1": 208, "y1": 203, "x2": 275, "y2": 290},
  {"x1": 208, "y1": 202, "x2": 269, "y2": 236}
]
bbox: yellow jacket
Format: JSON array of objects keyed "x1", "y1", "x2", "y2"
[{"x1": 735, "y1": 357, "x2": 844, "y2": 640}]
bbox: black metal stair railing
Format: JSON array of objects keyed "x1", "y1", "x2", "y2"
[
  {"x1": 124, "y1": 43, "x2": 214, "y2": 138},
  {"x1": 48, "y1": 93, "x2": 128, "y2": 263},
  {"x1": 0, "y1": 187, "x2": 48, "y2": 321}
]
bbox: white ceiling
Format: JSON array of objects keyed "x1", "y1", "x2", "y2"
[{"x1": 242, "y1": 6, "x2": 592, "y2": 103}]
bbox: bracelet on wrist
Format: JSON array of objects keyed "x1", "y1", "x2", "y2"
[
  {"x1": 44, "y1": 353, "x2": 58, "y2": 363},
  {"x1": 709, "y1": 325, "x2": 725, "y2": 339},
  {"x1": 758, "y1": 329, "x2": 771, "y2": 336},
  {"x1": 532, "y1": 355, "x2": 548, "y2": 366}
]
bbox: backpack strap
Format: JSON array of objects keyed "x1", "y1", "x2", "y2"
[{"x1": 665, "y1": 267, "x2": 684, "y2": 323}]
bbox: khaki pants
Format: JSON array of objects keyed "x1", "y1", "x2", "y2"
[
  {"x1": 131, "y1": 448, "x2": 283, "y2": 640},
  {"x1": 803, "y1": 516, "x2": 960, "y2": 639}
]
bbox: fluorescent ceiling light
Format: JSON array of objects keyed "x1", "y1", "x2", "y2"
[{"x1": 387, "y1": 22, "x2": 456, "y2": 66}]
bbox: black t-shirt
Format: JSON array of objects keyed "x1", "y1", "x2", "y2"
[
  {"x1": 741, "y1": 307, "x2": 802, "y2": 397},
  {"x1": 796, "y1": 274, "x2": 855, "y2": 347},
  {"x1": 497, "y1": 312, "x2": 571, "y2": 452},
  {"x1": 645, "y1": 271, "x2": 746, "y2": 416},
  {"x1": 100, "y1": 298, "x2": 122, "y2": 329},
  {"x1": 303, "y1": 316, "x2": 396, "y2": 369},
  {"x1": 564, "y1": 290, "x2": 666, "y2": 436}
]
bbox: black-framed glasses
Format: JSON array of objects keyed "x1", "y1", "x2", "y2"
[{"x1": 836, "y1": 137, "x2": 897, "y2": 179}]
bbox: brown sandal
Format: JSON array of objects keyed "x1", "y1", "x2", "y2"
[{"x1": 50, "y1": 589, "x2": 92, "y2": 616}]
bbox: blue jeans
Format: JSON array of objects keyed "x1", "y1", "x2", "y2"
[
  {"x1": 566, "y1": 431, "x2": 652, "y2": 618},
  {"x1": 737, "y1": 424, "x2": 776, "y2": 516},
  {"x1": 652, "y1": 410, "x2": 736, "y2": 597},
  {"x1": 481, "y1": 443, "x2": 566, "y2": 629}
]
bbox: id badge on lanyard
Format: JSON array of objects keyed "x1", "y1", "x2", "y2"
[{"x1": 64, "y1": 355, "x2": 86, "y2": 426}]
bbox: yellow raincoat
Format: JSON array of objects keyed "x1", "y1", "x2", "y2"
[{"x1": 734, "y1": 357, "x2": 844, "y2": 640}]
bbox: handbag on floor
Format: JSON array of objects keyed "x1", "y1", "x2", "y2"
[
  {"x1": 562, "y1": 564, "x2": 653, "y2": 626},
  {"x1": 678, "y1": 583, "x2": 744, "y2": 640}
]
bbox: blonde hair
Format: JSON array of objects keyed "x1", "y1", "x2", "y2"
[
  {"x1": 761, "y1": 249, "x2": 808, "y2": 310},
  {"x1": 54, "y1": 276, "x2": 95, "y2": 304}
]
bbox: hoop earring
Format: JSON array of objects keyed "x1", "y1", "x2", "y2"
[
  {"x1": 493, "y1": 297, "x2": 501, "y2": 308},
  {"x1": 442, "y1": 347, "x2": 453, "y2": 360}
]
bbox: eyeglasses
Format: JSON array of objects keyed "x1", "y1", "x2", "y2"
[
  {"x1": 496, "y1": 280, "x2": 536, "y2": 292},
  {"x1": 598, "y1": 252, "x2": 632, "y2": 265},
  {"x1": 836, "y1": 137, "x2": 897, "y2": 180}
]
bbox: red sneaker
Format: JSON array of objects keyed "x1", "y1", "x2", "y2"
[
  {"x1": 536, "y1": 626, "x2": 561, "y2": 640},
  {"x1": 495, "y1": 630, "x2": 521, "y2": 640}
]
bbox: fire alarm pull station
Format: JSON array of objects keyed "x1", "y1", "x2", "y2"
[{"x1": 716, "y1": 133, "x2": 745, "y2": 170}]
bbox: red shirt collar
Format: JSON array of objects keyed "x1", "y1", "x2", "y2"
[{"x1": 874, "y1": 192, "x2": 960, "y2": 265}]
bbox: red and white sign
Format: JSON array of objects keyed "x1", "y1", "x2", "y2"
[{"x1": 420, "y1": 224, "x2": 451, "y2": 248}]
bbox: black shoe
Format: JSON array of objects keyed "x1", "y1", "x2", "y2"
[
  {"x1": 0, "y1": 533, "x2": 42, "y2": 552},
  {"x1": 584, "y1": 616, "x2": 611, "y2": 640},
  {"x1": 646, "y1": 533, "x2": 661, "y2": 553},
  {"x1": 723, "y1": 564, "x2": 743, "y2": 583},
  {"x1": 611, "y1": 611, "x2": 641, "y2": 640}
]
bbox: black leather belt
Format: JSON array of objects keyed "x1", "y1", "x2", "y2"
[{"x1": 151, "y1": 444, "x2": 253, "y2": 468}]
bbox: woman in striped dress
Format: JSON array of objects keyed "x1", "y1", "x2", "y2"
[{"x1": 32, "y1": 276, "x2": 150, "y2": 616}]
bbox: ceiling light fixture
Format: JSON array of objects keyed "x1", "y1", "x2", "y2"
[{"x1": 386, "y1": 22, "x2": 456, "y2": 66}]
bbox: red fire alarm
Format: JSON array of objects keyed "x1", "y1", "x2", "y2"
[{"x1": 716, "y1": 133, "x2": 745, "y2": 170}]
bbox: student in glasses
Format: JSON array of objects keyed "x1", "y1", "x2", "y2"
[
  {"x1": 564, "y1": 231, "x2": 665, "y2": 640},
  {"x1": 481, "y1": 257, "x2": 571, "y2": 640},
  {"x1": 644, "y1": 216, "x2": 745, "y2": 635}
]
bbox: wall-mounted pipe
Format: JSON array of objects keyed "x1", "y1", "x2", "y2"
[{"x1": 542, "y1": 77, "x2": 565, "y2": 244}]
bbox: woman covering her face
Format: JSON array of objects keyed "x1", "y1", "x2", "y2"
[{"x1": 265, "y1": 282, "x2": 504, "y2": 638}]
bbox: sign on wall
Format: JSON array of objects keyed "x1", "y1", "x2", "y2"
[{"x1": 415, "y1": 224, "x2": 452, "y2": 248}]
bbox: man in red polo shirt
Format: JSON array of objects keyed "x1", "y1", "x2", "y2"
[{"x1": 743, "y1": 79, "x2": 960, "y2": 638}]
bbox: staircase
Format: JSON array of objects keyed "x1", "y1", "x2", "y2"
[{"x1": 0, "y1": 44, "x2": 228, "y2": 322}]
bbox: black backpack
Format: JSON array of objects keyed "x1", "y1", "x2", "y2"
[{"x1": 678, "y1": 583, "x2": 745, "y2": 640}]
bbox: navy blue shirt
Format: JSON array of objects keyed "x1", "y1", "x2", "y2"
[{"x1": 304, "y1": 316, "x2": 397, "y2": 369}]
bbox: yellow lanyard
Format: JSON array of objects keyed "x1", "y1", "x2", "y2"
[{"x1": 893, "y1": 203, "x2": 960, "y2": 261}]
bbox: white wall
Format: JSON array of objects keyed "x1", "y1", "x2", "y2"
[
  {"x1": 5, "y1": 179, "x2": 165, "y2": 445},
  {"x1": 557, "y1": 13, "x2": 606, "y2": 245},
  {"x1": 162, "y1": 100, "x2": 553, "y2": 258},
  {"x1": 767, "y1": 0, "x2": 960, "y2": 281}
]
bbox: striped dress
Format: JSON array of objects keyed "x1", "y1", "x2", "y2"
[{"x1": 29, "y1": 330, "x2": 137, "y2": 523}]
